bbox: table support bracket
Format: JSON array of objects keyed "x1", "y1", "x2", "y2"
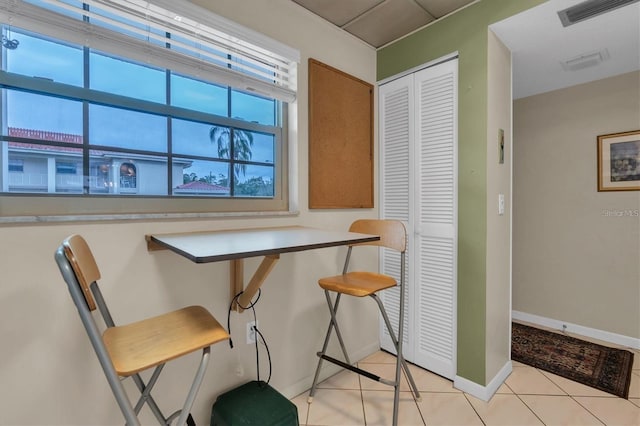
[{"x1": 231, "y1": 255, "x2": 280, "y2": 312}]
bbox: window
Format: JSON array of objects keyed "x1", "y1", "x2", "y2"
[
  {"x1": 0, "y1": 0, "x2": 298, "y2": 218},
  {"x1": 56, "y1": 161, "x2": 78, "y2": 175},
  {"x1": 119, "y1": 162, "x2": 137, "y2": 190},
  {"x1": 8, "y1": 159, "x2": 23, "y2": 172}
]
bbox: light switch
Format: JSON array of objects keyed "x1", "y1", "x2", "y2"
[{"x1": 498, "y1": 193, "x2": 505, "y2": 216}]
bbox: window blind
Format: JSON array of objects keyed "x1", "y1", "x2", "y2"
[{"x1": 0, "y1": 0, "x2": 299, "y2": 102}]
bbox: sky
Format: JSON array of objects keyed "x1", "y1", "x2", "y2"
[{"x1": 4, "y1": 27, "x2": 277, "y2": 184}]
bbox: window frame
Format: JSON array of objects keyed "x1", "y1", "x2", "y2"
[{"x1": 0, "y1": 0, "x2": 296, "y2": 219}]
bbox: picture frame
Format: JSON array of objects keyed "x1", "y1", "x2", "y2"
[{"x1": 597, "y1": 130, "x2": 640, "y2": 191}]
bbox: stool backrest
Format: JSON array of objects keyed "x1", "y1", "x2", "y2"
[
  {"x1": 349, "y1": 219, "x2": 406, "y2": 253},
  {"x1": 61, "y1": 234, "x2": 101, "y2": 311}
]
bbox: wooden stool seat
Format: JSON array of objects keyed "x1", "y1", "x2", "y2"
[
  {"x1": 104, "y1": 305, "x2": 229, "y2": 376},
  {"x1": 318, "y1": 272, "x2": 397, "y2": 297}
]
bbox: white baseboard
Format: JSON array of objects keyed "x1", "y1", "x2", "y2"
[
  {"x1": 280, "y1": 341, "x2": 380, "y2": 399},
  {"x1": 512, "y1": 310, "x2": 640, "y2": 350},
  {"x1": 454, "y1": 360, "x2": 512, "y2": 402}
]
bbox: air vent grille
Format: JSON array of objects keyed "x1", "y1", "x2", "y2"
[
  {"x1": 558, "y1": 0, "x2": 639, "y2": 27},
  {"x1": 561, "y1": 49, "x2": 610, "y2": 71}
]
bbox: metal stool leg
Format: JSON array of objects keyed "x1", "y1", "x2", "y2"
[
  {"x1": 129, "y1": 348, "x2": 211, "y2": 426},
  {"x1": 372, "y1": 294, "x2": 421, "y2": 401},
  {"x1": 326, "y1": 292, "x2": 352, "y2": 366},
  {"x1": 174, "y1": 347, "x2": 211, "y2": 426},
  {"x1": 308, "y1": 291, "x2": 339, "y2": 402},
  {"x1": 309, "y1": 291, "x2": 352, "y2": 402},
  {"x1": 131, "y1": 365, "x2": 166, "y2": 424}
]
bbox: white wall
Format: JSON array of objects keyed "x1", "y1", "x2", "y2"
[
  {"x1": 0, "y1": 1, "x2": 378, "y2": 424},
  {"x1": 513, "y1": 71, "x2": 640, "y2": 341},
  {"x1": 485, "y1": 30, "x2": 512, "y2": 384}
]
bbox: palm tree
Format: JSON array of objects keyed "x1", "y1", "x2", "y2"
[{"x1": 209, "y1": 126, "x2": 254, "y2": 182}]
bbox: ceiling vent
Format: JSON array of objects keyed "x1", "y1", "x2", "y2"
[
  {"x1": 558, "y1": 0, "x2": 639, "y2": 27},
  {"x1": 561, "y1": 49, "x2": 610, "y2": 71}
]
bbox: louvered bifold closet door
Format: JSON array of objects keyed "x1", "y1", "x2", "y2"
[
  {"x1": 413, "y1": 59, "x2": 458, "y2": 379},
  {"x1": 378, "y1": 75, "x2": 415, "y2": 361}
]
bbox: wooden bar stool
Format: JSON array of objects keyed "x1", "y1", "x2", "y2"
[
  {"x1": 308, "y1": 219, "x2": 421, "y2": 426},
  {"x1": 55, "y1": 234, "x2": 230, "y2": 426}
]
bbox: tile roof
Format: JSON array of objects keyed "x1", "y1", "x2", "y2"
[
  {"x1": 175, "y1": 180, "x2": 229, "y2": 191},
  {"x1": 7, "y1": 127, "x2": 83, "y2": 153}
]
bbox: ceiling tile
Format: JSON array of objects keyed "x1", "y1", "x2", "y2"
[
  {"x1": 415, "y1": 0, "x2": 476, "y2": 18},
  {"x1": 292, "y1": 0, "x2": 384, "y2": 27},
  {"x1": 344, "y1": 0, "x2": 435, "y2": 47}
]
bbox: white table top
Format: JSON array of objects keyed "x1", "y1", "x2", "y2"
[{"x1": 148, "y1": 226, "x2": 379, "y2": 263}]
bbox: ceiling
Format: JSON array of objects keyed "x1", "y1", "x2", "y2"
[
  {"x1": 491, "y1": 0, "x2": 640, "y2": 98},
  {"x1": 291, "y1": 0, "x2": 477, "y2": 48},
  {"x1": 290, "y1": 0, "x2": 640, "y2": 99}
]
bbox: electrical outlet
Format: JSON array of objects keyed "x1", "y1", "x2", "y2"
[
  {"x1": 246, "y1": 321, "x2": 258, "y2": 344},
  {"x1": 235, "y1": 364, "x2": 244, "y2": 377}
]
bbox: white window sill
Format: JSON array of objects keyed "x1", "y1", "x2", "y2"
[{"x1": 0, "y1": 209, "x2": 300, "y2": 224}]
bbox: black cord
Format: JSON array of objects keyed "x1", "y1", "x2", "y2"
[
  {"x1": 245, "y1": 293, "x2": 267, "y2": 384},
  {"x1": 226, "y1": 293, "x2": 240, "y2": 348},
  {"x1": 226, "y1": 289, "x2": 272, "y2": 384},
  {"x1": 227, "y1": 289, "x2": 262, "y2": 348},
  {"x1": 252, "y1": 305, "x2": 260, "y2": 383},
  {"x1": 254, "y1": 327, "x2": 272, "y2": 385}
]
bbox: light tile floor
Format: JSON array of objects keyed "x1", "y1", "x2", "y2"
[{"x1": 291, "y1": 345, "x2": 640, "y2": 425}]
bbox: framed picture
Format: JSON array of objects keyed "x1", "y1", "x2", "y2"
[{"x1": 597, "y1": 130, "x2": 640, "y2": 191}]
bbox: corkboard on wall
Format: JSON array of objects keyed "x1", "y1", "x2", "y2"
[{"x1": 308, "y1": 58, "x2": 374, "y2": 209}]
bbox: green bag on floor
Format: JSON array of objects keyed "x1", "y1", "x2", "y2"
[{"x1": 211, "y1": 381, "x2": 299, "y2": 426}]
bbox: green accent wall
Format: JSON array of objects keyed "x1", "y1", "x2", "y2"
[{"x1": 378, "y1": 0, "x2": 546, "y2": 385}]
